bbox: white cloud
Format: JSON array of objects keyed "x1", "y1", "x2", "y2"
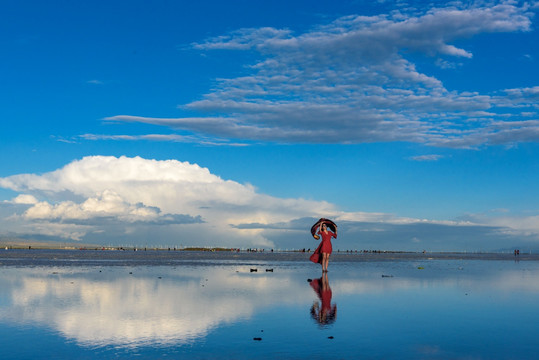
[
  {"x1": 80, "y1": 133, "x2": 250, "y2": 147},
  {"x1": 435, "y1": 58, "x2": 461, "y2": 69},
  {"x1": 22, "y1": 190, "x2": 178, "y2": 224},
  {"x1": 0, "y1": 156, "x2": 335, "y2": 246},
  {"x1": 461, "y1": 212, "x2": 539, "y2": 237},
  {"x1": 0, "y1": 156, "x2": 537, "y2": 250},
  {"x1": 192, "y1": 27, "x2": 293, "y2": 50},
  {"x1": 408, "y1": 154, "x2": 444, "y2": 161},
  {"x1": 9, "y1": 194, "x2": 38, "y2": 205},
  {"x1": 86, "y1": 79, "x2": 103, "y2": 85},
  {"x1": 102, "y1": 2, "x2": 536, "y2": 148}
]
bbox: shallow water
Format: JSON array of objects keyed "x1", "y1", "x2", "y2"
[{"x1": 1, "y1": 250, "x2": 538, "y2": 359}]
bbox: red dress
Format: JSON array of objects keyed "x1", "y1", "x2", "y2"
[
  {"x1": 319, "y1": 230, "x2": 336, "y2": 254},
  {"x1": 309, "y1": 230, "x2": 336, "y2": 264}
]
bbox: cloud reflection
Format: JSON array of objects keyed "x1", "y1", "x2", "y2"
[
  {"x1": 2, "y1": 261, "x2": 539, "y2": 348},
  {"x1": 0, "y1": 266, "x2": 313, "y2": 347}
]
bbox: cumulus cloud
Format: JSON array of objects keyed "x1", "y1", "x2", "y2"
[
  {"x1": 0, "y1": 156, "x2": 335, "y2": 246},
  {"x1": 21, "y1": 190, "x2": 201, "y2": 226},
  {"x1": 0, "y1": 156, "x2": 537, "y2": 250},
  {"x1": 459, "y1": 212, "x2": 539, "y2": 238},
  {"x1": 8, "y1": 194, "x2": 39, "y2": 205},
  {"x1": 102, "y1": 2, "x2": 537, "y2": 148}
]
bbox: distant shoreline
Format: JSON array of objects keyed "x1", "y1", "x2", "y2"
[
  {"x1": 1, "y1": 246, "x2": 538, "y2": 265},
  {"x1": 0, "y1": 240, "x2": 530, "y2": 256}
]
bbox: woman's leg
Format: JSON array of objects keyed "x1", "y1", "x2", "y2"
[
  {"x1": 322, "y1": 253, "x2": 329, "y2": 271},
  {"x1": 325, "y1": 253, "x2": 330, "y2": 271}
]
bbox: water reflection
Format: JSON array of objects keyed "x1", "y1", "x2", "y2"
[
  {"x1": 0, "y1": 266, "x2": 314, "y2": 348},
  {"x1": 309, "y1": 273, "x2": 337, "y2": 326},
  {"x1": 3, "y1": 259, "x2": 539, "y2": 359}
]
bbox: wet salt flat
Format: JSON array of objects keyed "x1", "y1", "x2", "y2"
[{"x1": 1, "y1": 250, "x2": 539, "y2": 359}]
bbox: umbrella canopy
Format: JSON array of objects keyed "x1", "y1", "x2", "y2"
[{"x1": 310, "y1": 218, "x2": 337, "y2": 240}]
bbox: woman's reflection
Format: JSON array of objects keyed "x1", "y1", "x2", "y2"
[{"x1": 309, "y1": 272, "x2": 337, "y2": 326}]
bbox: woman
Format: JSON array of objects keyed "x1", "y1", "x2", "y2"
[{"x1": 317, "y1": 222, "x2": 337, "y2": 272}]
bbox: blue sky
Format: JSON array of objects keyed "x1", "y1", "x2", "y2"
[{"x1": 0, "y1": 0, "x2": 538, "y2": 251}]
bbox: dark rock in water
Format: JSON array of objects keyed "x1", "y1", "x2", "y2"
[
  {"x1": 328, "y1": 336, "x2": 334, "y2": 339},
  {"x1": 253, "y1": 337, "x2": 262, "y2": 341}
]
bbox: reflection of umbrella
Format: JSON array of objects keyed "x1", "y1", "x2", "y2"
[{"x1": 310, "y1": 218, "x2": 337, "y2": 240}]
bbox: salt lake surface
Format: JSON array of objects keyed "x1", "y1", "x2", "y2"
[{"x1": 1, "y1": 249, "x2": 539, "y2": 359}]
